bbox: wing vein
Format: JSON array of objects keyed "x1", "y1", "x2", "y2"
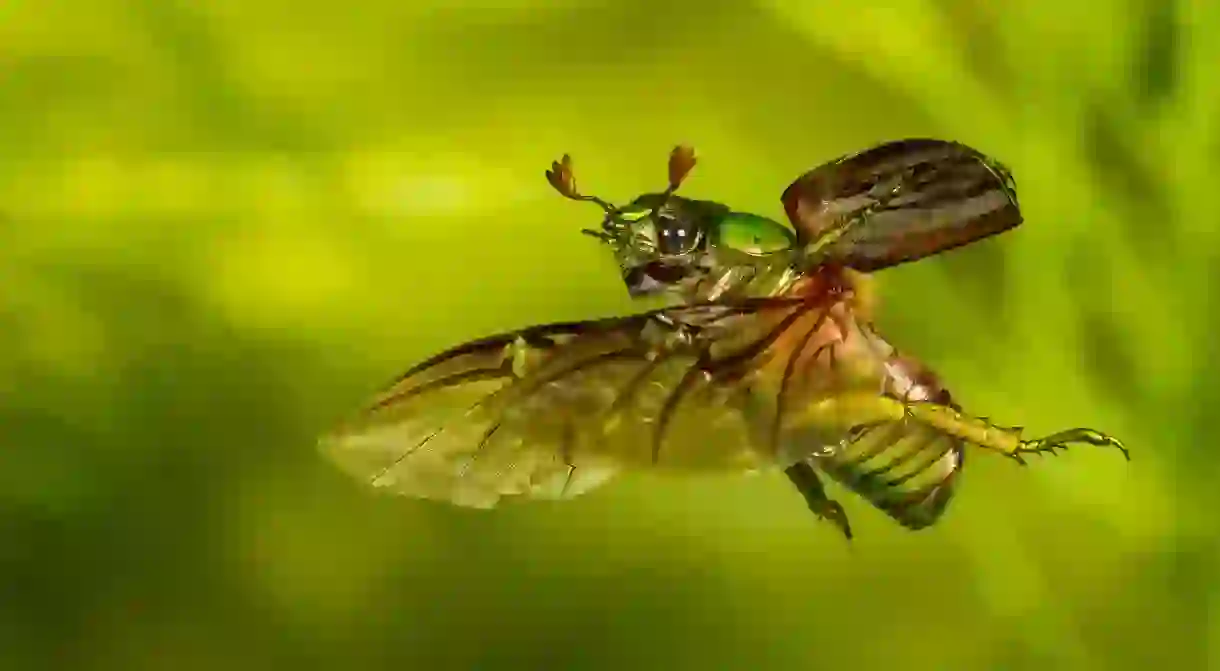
[
  {"x1": 367, "y1": 367, "x2": 511, "y2": 414},
  {"x1": 456, "y1": 347, "x2": 643, "y2": 481},
  {"x1": 651, "y1": 359, "x2": 707, "y2": 465},
  {"x1": 771, "y1": 306, "x2": 831, "y2": 456}
]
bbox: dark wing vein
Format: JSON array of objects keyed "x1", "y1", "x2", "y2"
[
  {"x1": 771, "y1": 308, "x2": 831, "y2": 456},
  {"x1": 652, "y1": 359, "x2": 709, "y2": 465},
  {"x1": 465, "y1": 348, "x2": 644, "y2": 475}
]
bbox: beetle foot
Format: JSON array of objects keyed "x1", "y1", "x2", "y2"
[
  {"x1": 809, "y1": 497, "x2": 853, "y2": 541},
  {"x1": 1011, "y1": 427, "x2": 1128, "y2": 465}
]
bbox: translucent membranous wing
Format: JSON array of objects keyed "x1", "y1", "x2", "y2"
[
  {"x1": 320, "y1": 294, "x2": 887, "y2": 509},
  {"x1": 781, "y1": 138, "x2": 1022, "y2": 272}
]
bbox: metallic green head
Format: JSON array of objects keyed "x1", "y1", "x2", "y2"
[{"x1": 545, "y1": 146, "x2": 797, "y2": 299}]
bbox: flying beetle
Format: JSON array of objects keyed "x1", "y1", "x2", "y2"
[{"x1": 320, "y1": 138, "x2": 1127, "y2": 540}]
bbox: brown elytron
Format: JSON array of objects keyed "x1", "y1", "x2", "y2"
[{"x1": 321, "y1": 139, "x2": 1127, "y2": 540}]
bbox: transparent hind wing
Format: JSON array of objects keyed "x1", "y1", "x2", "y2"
[
  {"x1": 321, "y1": 296, "x2": 1127, "y2": 521},
  {"x1": 320, "y1": 298, "x2": 827, "y2": 508}
]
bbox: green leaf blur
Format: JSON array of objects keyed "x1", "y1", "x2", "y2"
[{"x1": 2, "y1": 1, "x2": 1216, "y2": 669}]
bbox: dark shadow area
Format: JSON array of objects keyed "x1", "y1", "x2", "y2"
[
  {"x1": 1081, "y1": 100, "x2": 1173, "y2": 258},
  {"x1": 1134, "y1": 0, "x2": 1180, "y2": 109}
]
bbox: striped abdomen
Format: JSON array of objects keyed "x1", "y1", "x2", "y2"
[
  {"x1": 815, "y1": 417, "x2": 964, "y2": 530},
  {"x1": 809, "y1": 339, "x2": 964, "y2": 530}
]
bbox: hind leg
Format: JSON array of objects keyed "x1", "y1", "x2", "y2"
[
  {"x1": 898, "y1": 401, "x2": 1128, "y2": 464},
  {"x1": 789, "y1": 391, "x2": 1128, "y2": 465}
]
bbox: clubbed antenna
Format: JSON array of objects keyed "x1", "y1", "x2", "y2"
[
  {"x1": 665, "y1": 145, "x2": 696, "y2": 195},
  {"x1": 545, "y1": 154, "x2": 616, "y2": 214}
]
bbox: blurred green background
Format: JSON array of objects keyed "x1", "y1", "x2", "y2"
[{"x1": 2, "y1": 0, "x2": 1217, "y2": 669}]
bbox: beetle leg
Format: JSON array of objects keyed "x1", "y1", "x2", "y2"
[
  {"x1": 788, "y1": 391, "x2": 1126, "y2": 465},
  {"x1": 898, "y1": 402, "x2": 1128, "y2": 464},
  {"x1": 1009, "y1": 428, "x2": 1129, "y2": 462},
  {"x1": 784, "y1": 460, "x2": 853, "y2": 540}
]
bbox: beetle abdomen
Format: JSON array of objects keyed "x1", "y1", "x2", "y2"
[
  {"x1": 791, "y1": 318, "x2": 965, "y2": 530},
  {"x1": 814, "y1": 419, "x2": 964, "y2": 530}
]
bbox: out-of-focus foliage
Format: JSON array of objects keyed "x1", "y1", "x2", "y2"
[{"x1": 2, "y1": 1, "x2": 1217, "y2": 669}]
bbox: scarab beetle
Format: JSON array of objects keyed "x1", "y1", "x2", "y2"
[{"x1": 321, "y1": 139, "x2": 1126, "y2": 540}]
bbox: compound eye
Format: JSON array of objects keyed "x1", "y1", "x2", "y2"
[{"x1": 655, "y1": 217, "x2": 699, "y2": 256}]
